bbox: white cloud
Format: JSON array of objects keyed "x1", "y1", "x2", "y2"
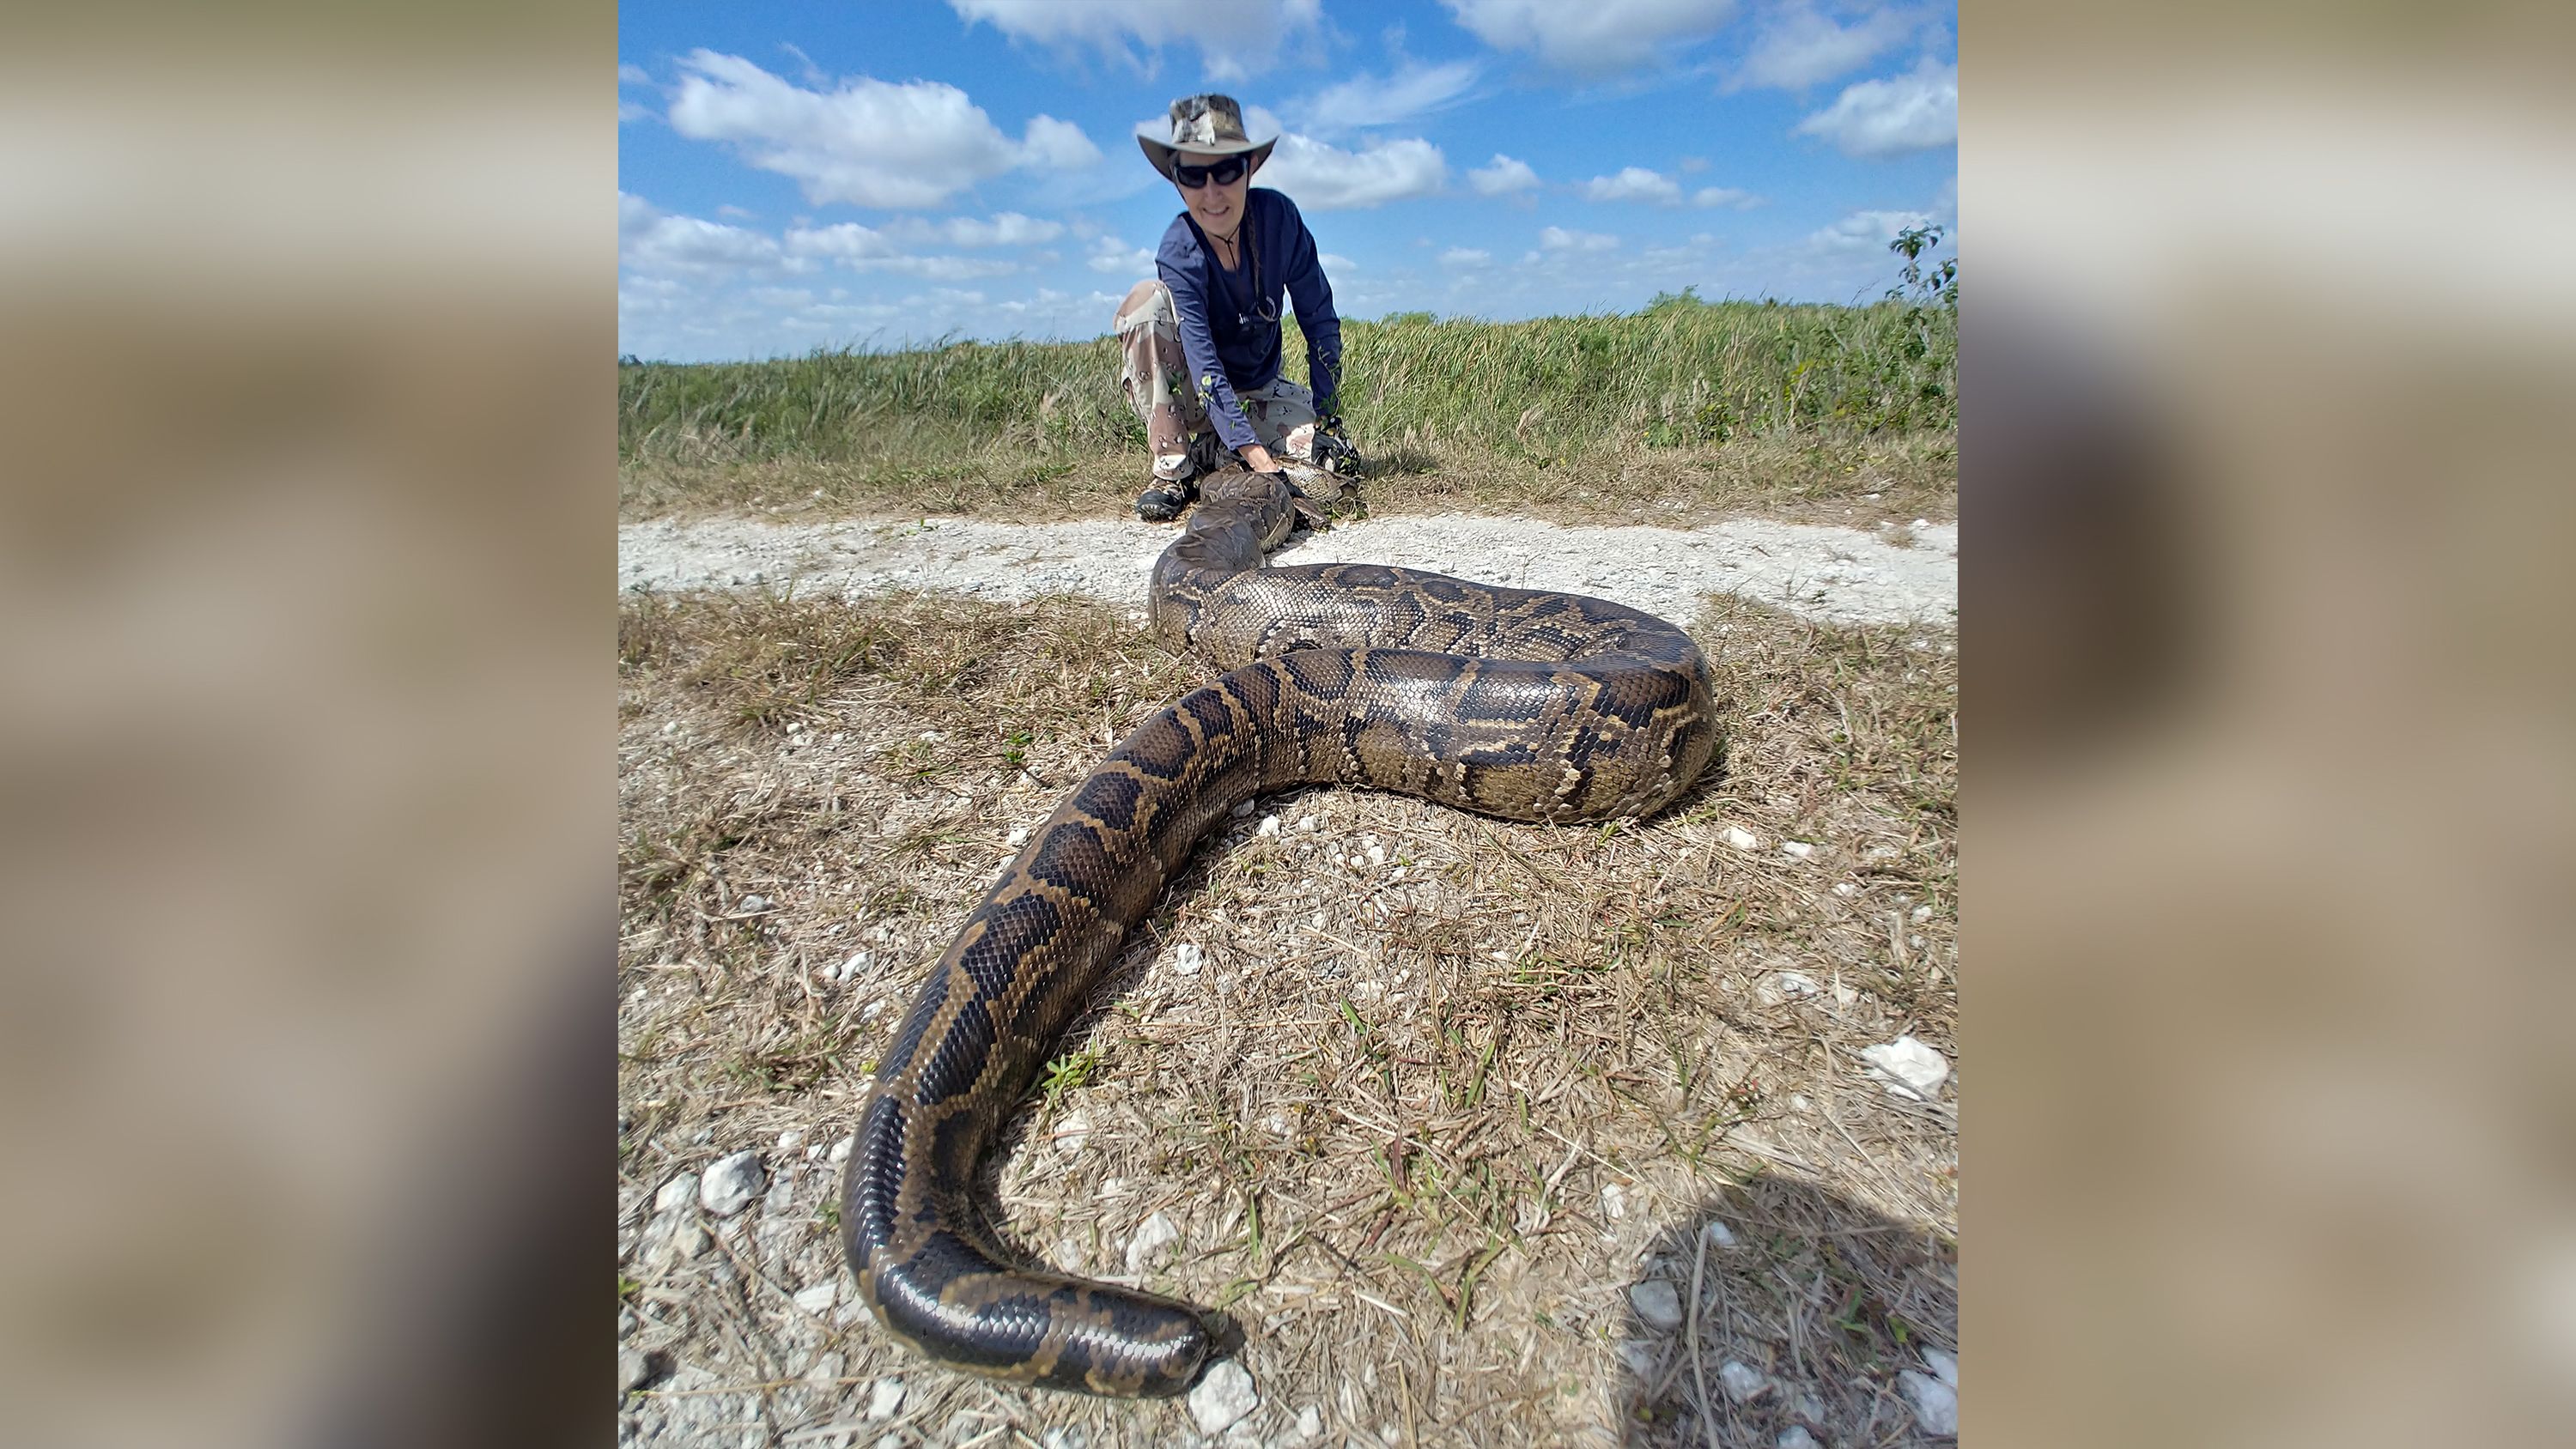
[
  {"x1": 619, "y1": 80, "x2": 653, "y2": 124},
  {"x1": 866, "y1": 255, "x2": 1022, "y2": 282},
  {"x1": 618, "y1": 196, "x2": 805, "y2": 282},
  {"x1": 1020, "y1": 116, "x2": 1103, "y2": 171},
  {"x1": 1794, "y1": 58, "x2": 1955, "y2": 158},
  {"x1": 1291, "y1": 60, "x2": 1479, "y2": 136},
  {"x1": 1439, "y1": 0, "x2": 1741, "y2": 75},
  {"x1": 1440, "y1": 247, "x2": 1492, "y2": 265},
  {"x1": 996, "y1": 287, "x2": 1078, "y2": 318},
  {"x1": 1468, "y1": 154, "x2": 1540, "y2": 195},
  {"x1": 1806, "y1": 207, "x2": 1934, "y2": 256},
  {"x1": 1583, "y1": 167, "x2": 1682, "y2": 203},
  {"x1": 1258, "y1": 134, "x2": 1446, "y2": 210},
  {"x1": 1727, "y1": 3, "x2": 1917, "y2": 92},
  {"x1": 1086, "y1": 234, "x2": 1155, "y2": 273},
  {"x1": 1540, "y1": 226, "x2": 1619, "y2": 251},
  {"x1": 624, "y1": 212, "x2": 787, "y2": 276},
  {"x1": 617, "y1": 277, "x2": 683, "y2": 324},
  {"x1": 784, "y1": 222, "x2": 898, "y2": 262},
  {"x1": 1694, "y1": 186, "x2": 1763, "y2": 209},
  {"x1": 948, "y1": 0, "x2": 1323, "y2": 81},
  {"x1": 883, "y1": 212, "x2": 1067, "y2": 247},
  {"x1": 783, "y1": 223, "x2": 1024, "y2": 280},
  {"x1": 666, "y1": 51, "x2": 1100, "y2": 209},
  {"x1": 1320, "y1": 252, "x2": 1355, "y2": 272}
]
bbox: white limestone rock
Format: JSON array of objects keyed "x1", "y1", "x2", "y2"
[
  {"x1": 1860, "y1": 1036, "x2": 1950, "y2": 1100},
  {"x1": 1125, "y1": 1210, "x2": 1182, "y2": 1274},
  {"x1": 1628, "y1": 1279, "x2": 1684, "y2": 1332},
  {"x1": 1187, "y1": 1359, "x2": 1258, "y2": 1435},
  {"x1": 1900, "y1": 1365, "x2": 1958, "y2": 1435},
  {"x1": 699, "y1": 1150, "x2": 766, "y2": 1216},
  {"x1": 654, "y1": 1173, "x2": 699, "y2": 1215},
  {"x1": 1717, "y1": 1361, "x2": 1771, "y2": 1402}
]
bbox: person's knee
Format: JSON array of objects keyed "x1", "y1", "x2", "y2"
[{"x1": 1113, "y1": 279, "x2": 1175, "y2": 333}]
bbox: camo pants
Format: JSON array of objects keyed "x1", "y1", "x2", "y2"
[{"x1": 1114, "y1": 278, "x2": 1321, "y2": 482}]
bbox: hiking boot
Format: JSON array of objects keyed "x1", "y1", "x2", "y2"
[
  {"x1": 1136, "y1": 476, "x2": 1197, "y2": 521},
  {"x1": 1137, "y1": 430, "x2": 1232, "y2": 520}
]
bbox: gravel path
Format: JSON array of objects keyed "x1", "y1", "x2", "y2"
[{"x1": 617, "y1": 512, "x2": 1958, "y2": 630}]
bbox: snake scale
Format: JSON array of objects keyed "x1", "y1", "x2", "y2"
[{"x1": 838, "y1": 470, "x2": 1718, "y2": 1395}]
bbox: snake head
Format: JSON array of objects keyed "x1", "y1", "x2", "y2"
[{"x1": 1280, "y1": 461, "x2": 1349, "y2": 528}]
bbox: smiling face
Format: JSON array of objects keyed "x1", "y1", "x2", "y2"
[{"x1": 1173, "y1": 149, "x2": 1256, "y2": 239}]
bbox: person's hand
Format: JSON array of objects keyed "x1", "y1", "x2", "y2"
[
  {"x1": 1311, "y1": 415, "x2": 1363, "y2": 476},
  {"x1": 1236, "y1": 443, "x2": 1282, "y2": 474}
]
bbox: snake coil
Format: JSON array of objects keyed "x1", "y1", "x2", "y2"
[{"x1": 840, "y1": 470, "x2": 1717, "y2": 1394}]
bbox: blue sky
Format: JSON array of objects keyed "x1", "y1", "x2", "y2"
[{"x1": 618, "y1": 1, "x2": 1957, "y2": 361}]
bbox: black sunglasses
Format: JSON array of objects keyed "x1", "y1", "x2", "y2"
[{"x1": 1172, "y1": 155, "x2": 1249, "y2": 190}]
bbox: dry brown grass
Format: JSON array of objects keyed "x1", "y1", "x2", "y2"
[
  {"x1": 618, "y1": 586, "x2": 1956, "y2": 1447},
  {"x1": 617, "y1": 430, "x2": 1957, "y2": 537}
]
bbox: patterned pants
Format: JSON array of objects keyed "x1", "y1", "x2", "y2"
[{"x1": 1114, "y1": 279, "x2": 1321, "y2": 482}]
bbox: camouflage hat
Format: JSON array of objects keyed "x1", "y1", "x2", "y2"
[{"x1": 1135, "y1": 93, "x2": 1278, "y2": 183}]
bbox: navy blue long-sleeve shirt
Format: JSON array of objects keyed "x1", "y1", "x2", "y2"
[{"x1": 1154, "y1": 187, "x2": 1342, "y2": 452}]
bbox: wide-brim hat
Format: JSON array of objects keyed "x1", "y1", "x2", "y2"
[{"x1": 1136, "y1": 93, "x2": 1277, "y2": 183}]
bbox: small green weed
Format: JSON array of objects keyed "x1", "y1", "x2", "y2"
[{"x1": 1040, "y1": 1047, "x2": 1102, "y2": 1108}]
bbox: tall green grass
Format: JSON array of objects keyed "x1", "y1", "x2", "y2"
[{"x1": 619, "y1": 291, "x2": 1954, "y2": 469}]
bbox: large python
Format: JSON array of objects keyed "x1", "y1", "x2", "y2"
[{"x1": 838, "y1": 470, "x2": 1718, "y2": 1395}]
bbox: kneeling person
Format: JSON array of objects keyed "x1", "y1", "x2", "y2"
[{"x1": 1115, "y1": 92, "x2": 1353, "y2": 522}]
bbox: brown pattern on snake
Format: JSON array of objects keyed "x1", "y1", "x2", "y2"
[{"x1": 840, "y1": 470, "x2": 1718, "y2": 1396}]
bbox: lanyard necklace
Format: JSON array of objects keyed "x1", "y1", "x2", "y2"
[{"x1": 1198, "y1": 214, "x2": 1279, "y2": 327}]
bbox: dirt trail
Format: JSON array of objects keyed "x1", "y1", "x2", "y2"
[{"x1": 617, "y1": 512, "x2": 1958, "y2": 630}]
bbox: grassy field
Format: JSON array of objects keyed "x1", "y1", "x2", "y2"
[
  {"x1": 617, "y1": 588, "x2": 1956, "y2": 1446},
  {"x1": 619, "y1": 293, "x2": 1956, "y2": 528}
]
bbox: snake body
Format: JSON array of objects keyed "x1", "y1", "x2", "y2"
[{"x1": 839, "y1": 471, "x2": 1717, "y2": 1395}]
